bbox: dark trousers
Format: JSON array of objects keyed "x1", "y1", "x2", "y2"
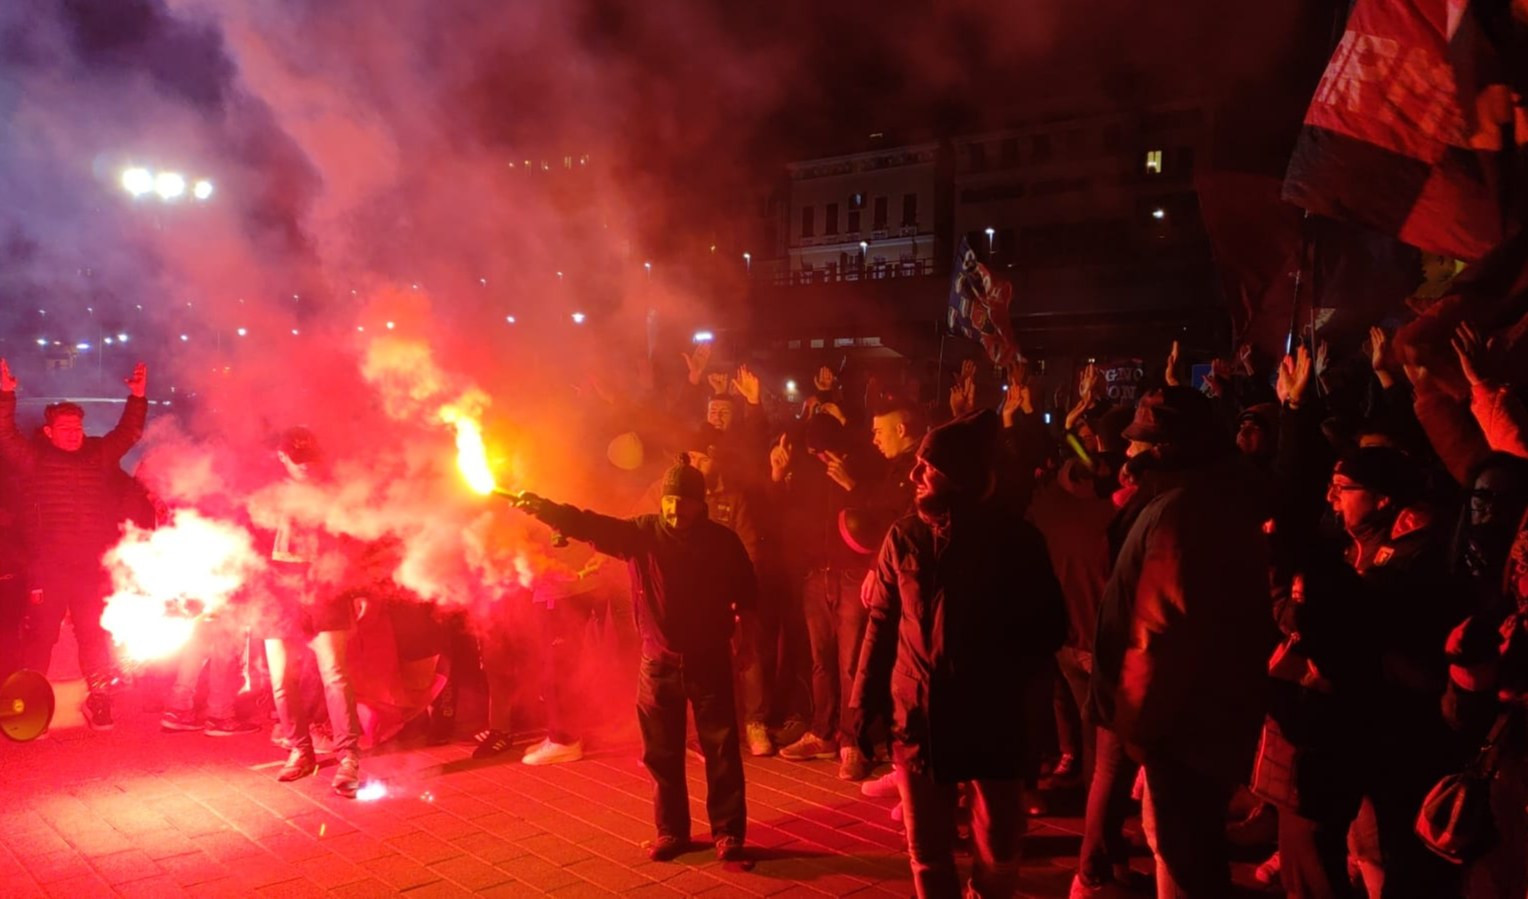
[
  {"x1": 637, "y1": 652, "x2": 746, "y2": 842},
  {"x1": 1277, "y1": 760, "x2": 1464, "y2": 899},
  {"x1": 22, "y1": 563, "x2": 112, "y2": 687},
  {"x1": 896, "y1": 768, "x2": 1026, "y2": 898},
  {"x1": 803, "y1": 567, "x2": 868, "y2": 743},
  {"x1": 1140, "y1": 755, "x2": 1235, "y2": 898},
  {"x1": 1079, "y1": 723, "x2": 1138, "y2": 881}
]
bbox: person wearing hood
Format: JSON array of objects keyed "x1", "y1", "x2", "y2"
[
  {"x1": 513, "y1": 457, "x2": 757, "y2": 864},
  {"x1": 1090, "y1": 386, "x2": 1275, "y2": 898},
  {"x1": 850, "y1": 409, "x2": 1066, "y2": 898}
]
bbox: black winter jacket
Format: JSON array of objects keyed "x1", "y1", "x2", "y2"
[{"x1": 0, "y1": 392, "x2": 147, "y2": 566}]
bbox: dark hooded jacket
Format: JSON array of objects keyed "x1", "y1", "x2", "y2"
[
  {"x1": 531, "y1": 502, "x2": 757, "y2": 661},
  {"x1": 850, "y1": 410, "x2": 1066, "y2": 782}
]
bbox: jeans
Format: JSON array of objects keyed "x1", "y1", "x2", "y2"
[
  {"x1": 803, "y1": 567, "x2": 868, "y2": 743},
  {"x1": 637, "y1": 651, "x2": 746, "y2": 842},
  {"x1": 265, "y1": 630, "x2": 361, "y2": 757},
  {"x1": 22, "y1": 562, "x2": 112, "y2": 687},
  {"x1": 1140, "y1": 755, "x2": 1235, "y2": 898},
  {"x1": 1079, "y1": 724, "x2": 1138, "y2": 882},
  {"x1": 896, "y1": 768, "x2": 1026, "y2": 898},
  {"x1": 168, "y1": 615, "x2": 244, "y2": 720}
]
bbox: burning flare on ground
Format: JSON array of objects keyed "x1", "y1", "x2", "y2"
[{"x1": 100, "y1": 510, "x2": 266, "y2": 663}]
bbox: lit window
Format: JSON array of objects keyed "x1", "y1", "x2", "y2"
[
  {"x1": 563, "y1": 156, "x2": 573, "y2": 169},
  {"x1": 810, "y1": 339, "x2": 825, "y2": 349},
  {"x1": 1145, "y1": 150, "x2": 1163, "y2": 174}
]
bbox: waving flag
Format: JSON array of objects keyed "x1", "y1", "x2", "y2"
[{"x1": 946, "y1": 236, "x2": 1021, "y2": 367}]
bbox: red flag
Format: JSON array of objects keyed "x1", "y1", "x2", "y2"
[{"x1": 1283, "y1": 0, "x2": 1524, "y2": 262}]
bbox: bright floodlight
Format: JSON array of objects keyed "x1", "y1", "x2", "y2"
[
  {"x1": 117, "y1": 333, "x2": 128, "y2": 342},
  {"x1": 34, "y1": 338, "x2": 46, "y2": 347},
  {"x1": 76, "y1": 342, "x2": 90, "y2": 351},
  {"x1": 571, "y1": 312, "x2": 586, "y2": 324},
  {"x1": 692, "y1": 330, "x2": 714, "y2": 343},
  {"x1": 1152, "y1": 208, "x2": 1166, "y2": 220},
  {"x1": 155, "y1": 172, "x2": 186, "y2": 200},
  {"x1": 236, "y1": 328, "x2": 247, "y2": 336},
  {"x1": 192, "y1": 180, "x2": 214, "y2": 200},
  {"x1": 121, "y1": 167, "x2": 154, "y2": 197},
  {"x1": 786, "y1": 380, "x2": 797, "y2": 393}
]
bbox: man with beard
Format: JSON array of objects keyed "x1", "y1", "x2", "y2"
[
  {"x1": 512, "y1": 457, "x2": 757, "y2": 863},
  {"x1": 850, "y1": 409, "x2": 1066, "y2": 898},
  {"x1": 1091, "y1": 386, "x2": 1273, "y2": 897}
]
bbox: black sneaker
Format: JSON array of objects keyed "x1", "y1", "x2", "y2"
[
  {"x1": 83, "y1": 694, "x2": 114, "y2": 731},
  {"x1": 646, "y1": 835, "x2": 688, "y2": 862},
  {"x1": 205, "y1": 717, "x2": 260, "y2": 737},
  {"x1": 715, "y1": 836, "x2": 745, "y2": 863},
  {"x1": 160, "y1": 709, "x2": 204, "y2": 732},
  {"x1": 472, "y1": 729, "x2": 513, "y2": 759}
]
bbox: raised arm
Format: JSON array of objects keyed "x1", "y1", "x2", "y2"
[
  {"x1": 0, "y1": 360, "x2": 35, "y2": 470},
  {"x1": 102, "y1": 363, "x2": 149, "y2": 463},
  {"x1": 512, "y1": 493, "x2": 646, "y2": 560}
]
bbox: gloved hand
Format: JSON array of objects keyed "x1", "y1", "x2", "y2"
[{"x1": 512, "y1": 491, "x2": 551, "y2": 517}]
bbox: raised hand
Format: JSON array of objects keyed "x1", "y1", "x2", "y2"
[
  {"x1": 1236, "y1": 343, "x2": 1255, "y2": 376},
  {"x1": 681, "y1": 343, "x2": 713, "y2": 386},
  {"x1": 512, "y1": 491, "x2": 551, "y2": 517},
  {"x1": 1078, "y1": 363, "x2": 1100, "y2": 403},
  {"x1": 821, "y1": 450, "x2": 856, "y2": 492},
  {"x1": 949, "y1": 373, "x2": 976, "y2": 418},
  {"x1": 1277, "y1": 346, "x2": 1312, "y2": 407},
  {"x1": 814, "y1": 365, "x2": 835, "y2": 393},
  {"x1": 769, "y1": 433, "x2": 792, "y2": 483},
  {"x1": 1451, "y1": 321, "x2": 1493, "y2": 386},
  {"x1": 1315, "y1": 340, "x2": 1330, "y2": 378},
  {"x1": 1368, "y1": 326, "x2": 1390, "y2": 372},
  {"x1": 1164, "y1": 341, "x2": 1181, "y2": 387},
  {"x1": 732, "y1": 365, "x2": 762, "y2": 405},
  {"x1": 125, "y1": 363, "x2": 147, "y2": 398},
  {"x1": 0, "y1": 359, "x2": 15, "y2": 393}
]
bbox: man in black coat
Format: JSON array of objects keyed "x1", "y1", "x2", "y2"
[
  {"x1": 0, "y1": 359, "x2": 147, "y2": 730},
  {"x1": 514, "y1": 457, "x2": 757, "y2": 864},
  {"x1": 850, "y1": 409, "x2": 1066, "y2": 898}
]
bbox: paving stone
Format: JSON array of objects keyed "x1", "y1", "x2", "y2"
[
  {"x1": 365, "y1": 852, "x2": 446, "y2": 891},
  {"x1": 387, "y1": 829, "x2": 467, "y2": 865},
  {"x1": 517, "y1": 831, "x2": 597, "y2": 866},
  {"x1": 87, "y1": 848, "x2": 162, "y2": 885},
  {"x1": 493, "y1": 853, "x2": 584, "y2": 892},
  {"x1": 427, "y1": 853, "x2": 513, "y2": 891}
]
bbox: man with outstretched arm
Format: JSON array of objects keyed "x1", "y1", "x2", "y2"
[{"x1": 511, "y1": 455, "x2": 757, "y2": 864}]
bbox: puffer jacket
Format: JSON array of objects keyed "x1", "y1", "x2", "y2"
[{"x1": 0, "y1": 392, "x2": 147, "y2": 566}]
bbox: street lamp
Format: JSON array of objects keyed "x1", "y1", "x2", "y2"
[
  {"x1": 121, "y1": 168, "x2": 153, "y2": 197},
  {"x1": 742, "y1": 252, "x2": 751, "y2": 273},
  {"x1": 154, "y1": 172, "x2": 186, "y2": 200},
  {"x1": 644, "y1": 261, "x2": 653, "y2": 280},
  {"x1": 985, "y1": 227, "x2": 996, "y2": 253}
]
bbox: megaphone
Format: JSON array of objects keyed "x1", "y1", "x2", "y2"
[{"x1": 1, "y1": 670, "x2": 55, "y2": 742}]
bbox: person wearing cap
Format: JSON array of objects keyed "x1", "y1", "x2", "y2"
[
  {"x1": 849, "y1": 409, "x2": 1066, "y2": 898},
  {"x1": 0, "y1": 358, "x2": 147, "y2": 732},
  {"x1": 514, "y1": 456, "x2": 757, "y2": 864},
  {"x1": 1090, "y1": 386, "x2": 1274, "y2": 897},
  {"x1": 1270, "y1": 445, "x2": 1467, "y2": 899}
]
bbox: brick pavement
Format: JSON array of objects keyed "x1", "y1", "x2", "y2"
[{"x1": 0, "y1": 695, "x2": 1265, "y2": 896}]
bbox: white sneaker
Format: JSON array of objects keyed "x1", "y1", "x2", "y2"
[
  {"x1": 861, "y1": 770, "x2": 899, "y2": 798},
  {"x1": 521, "y1": 737, "x2": 584, "y2": 766},
  {"x1": 745, "y1": 722, "x2": 773, "y2": 757}
]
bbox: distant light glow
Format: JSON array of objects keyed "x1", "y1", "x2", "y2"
[
  {"x1": 785, "y1": 380, "x2": 798, "y2": 393},
  {"x1": 505, "y1": 315, "x2": 516, "y2": 324},
  {"x1": 236, "y1": 328, "x2": 247, "y2": 337},
  {"x1": 76, "y1": 342, "x2": 90, "y2": 351},
  {"x1": 291, "y1": 329, "x2": 300, "y2": 336},
  {"x1": 154, "y1": 171, "x2": 186, "y2": 200},
  {"x1": 104, "y1": 338, "x2": 114, "y2": 345},
  {"x1": 117, "y1": 333, "x2": 128, "y2": 342},
  {"x1": 192, "y1": 180, "x2": 213, "y2": 200},
  {"x1": 571, "y1": 312, "x2": 586, "y2": 325},
  {"x1": 179, "y1": 334, "x2": 189, "y2": 342},
  {"x1": 1152, "y1": 208, "x2": 1166, "y2": 220},
  {"x1": 35, "y1": 338, "x2": 46, "y2": 347},
  {"x1": 385, "y1": 321, "x2": 395, "y2": 330},
  {"x1": 120, "y1": 168, "x2": 154, "y2": 197},
  {"x1": 984, "y1": 227, "x2": 996, "y2": 238},
  {"x1": 692, "y1": 330, "x2": 714, "y2": 343}
]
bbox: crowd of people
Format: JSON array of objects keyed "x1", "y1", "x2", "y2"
[{"x1": 2, "y1": 305, "x2": 1527, "y2": 898}]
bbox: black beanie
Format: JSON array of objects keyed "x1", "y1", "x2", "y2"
[
  {"x1": 661, "y1": 455, "x2": 707, "y2": 502},
  {"x1": 917, "y1": 408, "x2": 1001, "y2": 494},
  {"x1": 1334, "y1": 446, "x2": 1421, "y2": 504}
]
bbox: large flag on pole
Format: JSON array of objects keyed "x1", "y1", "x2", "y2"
[
  {"x1": 1282, "y1": 0, "x2": 1525, "y2": 263},
  {"x1": 946, "y1": 236, "x2": 1021, "y2": 367}
]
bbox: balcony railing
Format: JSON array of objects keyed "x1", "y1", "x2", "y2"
[{"x1": 770, "y1": 258, "x2": 937, "y2": 286}]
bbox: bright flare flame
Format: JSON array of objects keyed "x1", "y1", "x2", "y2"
[
  {"x1": 356, "y1": 781, "x2": 389, "y2": 802},
  {"x1": 441, "y1": 408, "x2": 496, "y2": 495},
  {"x1": 100, "y1": 511, "x2": 265, "y2": 662}
]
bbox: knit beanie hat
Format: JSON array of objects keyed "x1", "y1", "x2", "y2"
[
  {"x1": 917, "y1": 408, "x2": 1001, "y2": 494},
  {"x1": 661, "y1": 455, "x2": 707, "y2": 502},
  {"x1": 1334, "y1": 446, "x2": 1420, "y2": 504}
]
